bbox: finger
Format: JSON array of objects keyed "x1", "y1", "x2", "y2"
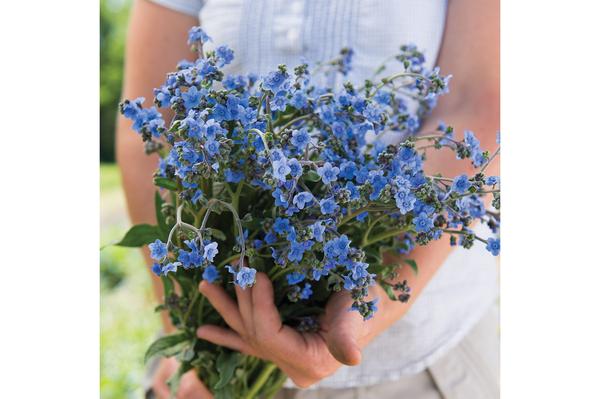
[
  {"x1": 199, "y1": 281, "x2": 245, "y2": 335},
  {"x1": 152, "y1": 379, "x2": 170, "y2": 399},
  {"x1": 234, "y1": 282, "x2": 255, "y2": 335},
  {"x1": 251, "y1": 272, "x2": 283, "y2": 334},
  {"x1": 177, "y1": 370, "x2": 214, "y2": 399},
  {"x1": 197, "y1": 324, "x2": 257, "y2": 357},
  {"x1": 325, "y1": 316, "x2": 363, "y2": 366}
]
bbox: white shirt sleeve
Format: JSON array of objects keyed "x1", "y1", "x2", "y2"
[{"x1": 147, "y1": 0, "x2": 204, "y2": 17}]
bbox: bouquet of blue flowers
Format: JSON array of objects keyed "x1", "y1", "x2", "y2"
[{"x1": 117, "y1": 27, "x2": 500, "y2": 398}]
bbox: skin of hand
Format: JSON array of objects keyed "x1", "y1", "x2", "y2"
[
  {"x1": 197, "y1": 272, "x2": 384, "y2": 388},
  {"x1": 152, "y1": 357, "x2": 213, "y2": 399}
]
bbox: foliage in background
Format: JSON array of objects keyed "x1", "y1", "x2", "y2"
[
  {"x1": 101, "y1": 164, "x2": 161, "y2": 398},
  {"x1": 100, "y1": 0, "x2": 131, "y2": 162}
]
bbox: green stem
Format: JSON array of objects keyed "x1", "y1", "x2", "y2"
[
  {"x1": 245, "y1": 362, "x2": 278, "y2": 399},
  {"x1": 363, "y1": 227, "x2": 411, "y2": 247},
  {"x1": 277, "y1": 114, "x2": 312, "y2": 132}
]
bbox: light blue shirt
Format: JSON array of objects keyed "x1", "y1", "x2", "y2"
[{"x1": 148, "y1": 0, "x2": 498, "y2": 389}]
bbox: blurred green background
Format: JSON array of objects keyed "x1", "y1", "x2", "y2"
[{"x1": 100, "y1": 0, "x2": 162, "y2": 398}]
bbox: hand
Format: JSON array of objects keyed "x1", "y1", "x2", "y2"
[
  {"x1": 152, "y1": 357, "x2": 213, "y2": 399},
  {"x1": 196, "y1": 272, "x2": 378, "y2": 388}
]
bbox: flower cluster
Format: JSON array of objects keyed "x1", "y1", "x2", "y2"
[{"x1": 119, "y1": 26, "x2": 500, "y2": 397}]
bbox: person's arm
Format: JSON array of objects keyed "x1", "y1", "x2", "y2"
[
  {"x1": 356, "y1": 0, "x2": 501, "y2": 339},
  {"x1": 196, "y1": 0, "x2": 500, "y2": 388},
  {"x1": 116, "y1": 0, "x2": 198, "y2": 331},
  {"x1": 117, "y1": 1, "x2": 212, "y2": 397}
]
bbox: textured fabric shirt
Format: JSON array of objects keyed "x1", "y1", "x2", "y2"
[{"x1": 147, "y1": 0, "x2": 499, "y2": 389}]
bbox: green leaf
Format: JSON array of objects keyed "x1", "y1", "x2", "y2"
[
  {"x1": 214, "y1": 351, "x2": 241, "y2": 389},
  {"x1": 154, "y1": 176, "x2": 178, "y2": 191},
  {"x1": 144, "y1": 333, "x2": 190, "y2": 364},
  {"x1": 115, "y1": 224, "x2": 160, "y2": 247},
  {"x1": 304, "y1": 170, "x2": 321, "y2": 182},
  {"x1": 155, "y1": 191, "x2": 169, "y2": 240},
  {"x1": 208, "y1": 228, "x2": 227, "y2": 241},
  {"x1": 381, "y1": 283, "x2": 398, "y2": 301},
  {"x1": 161, "y1": 276, "x2": 174, "y2": 298},
  {"x1": 403, "y1": 259, "x2": 418, "y2": 275}
]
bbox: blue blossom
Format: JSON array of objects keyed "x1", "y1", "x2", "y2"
[
  {"x1": 288, "y1": 240, "x2": 314, "y2": 262},
  {"x1": 451, "y1": 174, "x2": 471, "y2": 193},
  {"x1": 288, "y1": 158, "x2": 303, "y2": 177},
  {"x1": 299, "y1": 283, "x2": 313, "y2": 300},
  {"x1": 317, "y1": 162, "x2": 340, "y2": 185},
  {"x1": 149, "y1": 239, "x2": 168, "y2": 260},
  {"x1": 485, "y1": 176, "x2": 500, "y2": 186},
  {"x1": 324, "y1": 235, "x2": 351, "y2": 260},
  {"x1": 395, "y1": 189, "x2": 416, "y2": 214},
  {"x1": 162, "y1": 262, "x2": 181, "y2": 275},
  {"x1": 292, "y1": 191, "x2": 313, "y2": 209},
  {"x1": 286, "y1": 271, "x2": 306, "y2": 285},
  {"x1": 273, "y1": 217, "x2": 291, "y2": 234},
  {"x1": 270, "y1": 91, "x2": 288, "y2": 111},
  {"x1": 215, "y1": 45, "x2": 234, "y2": 67},
  {"x1": 272, "y1": 187, "x2": 289, "y2": 207},
  {"x1": 291, "y1": 128, "x2": 310, "y2": 150},
  {"x1": 203, "y1": 242, "x2": 219, "y2": 262},
  {"x1": 226, "y1": 265, "x2": 257, "y2": 289},
  {"x1": 290, "y1": 91, "x2": 308, "y2": 109},
  {"x1": 319, "y1": 197, "x2": 339, "y2": 215},
  {"x1": 272, "y1": 158, "x2": 291, "y2": 182},
  {"x1": 310, "y1": 221, "x2": 326, "y2": 242},
  {"x1": 151, "y1": 263, "x2": 162, "y2": 276},
  {"x1": 486, "y1": 238, "x2": 500, "y2": 256},
  {"x1": 205, "y1": 138, "x2": 220, "y2": 157},
  {"x1": 188, "y1": 26, "x2": 211, "y2": 44},
  {"x1": 182, "y1": 86, "x2": 201, "y2": 109},
  {"x1": 224, "y1": 169, "x2": 244, "y2": 183},
  {"x1": 263, "y1": 70, "x2": 288, "y2": 92},
  {"x1": 202, "y1": 265, "x2": 220, "y2": 283},
  {"x1": 413, "y1": 213, "x2": 434, "y2": 233}
]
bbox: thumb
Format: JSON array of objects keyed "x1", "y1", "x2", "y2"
[{"x1": 325, "y1": 320, "x2": 363, "y2": 366}]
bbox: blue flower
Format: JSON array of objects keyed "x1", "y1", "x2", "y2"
[
  {"x1": 319, "y1": 197, "x2": 339, "y2": 215},
  {"x1": 162, "y1": 262, "x2": 181, "y2": 275},
  {"x1": 202, "y1": 265, "x2": 220, "y2": 283},
  {"x1": 203, "y1": 242, "x2": 219, "y2": 262},
  {"x1": 182, "y1": 86, "x2": 201, "y2": 109},
  {"x1": 263, "y1": 70, "x2": 288, "y2": 92},
  {"x1": 310, "y1": 221, "x2": 326, "y2": 242},
  {"x1": 188, "y1": 26, "x2": 211, "y2": 44},
  {"x1": 205, "y1": 138, "x2": 220, "y2": 157},
  {"x1": 451, "y1": 174, "x2": 471, "y2": 194},
  {"x1": 272, "y1": 158, "x2": 291, "y2": 182},
  {"x1": 270, "y1": 91, "x2": 288, "y2": 111},
  {"x1": 485, "y1": 176, "x2": 500, "y2": 186},
  {"x1": 151, "y1": 263, "x2": 162, "y2": 276},
  {"x1": 486, "y1": 238, "x2": 500, "y2": 256},
  {"x1": 288, "y1": 240, "x2": 314, "y2": 262},
  {"x1": 299, "y1": 283, "x2": 313, "y2": 300},
  {"x1": 290, "y1": 91, "x2": 308, "y2": 109},
  {"x1": 291, "y1": 128, "x2": 310, "y2": 150},
  {"x1": 317, "y1": 162, "x2": 340, "y2": 185},
  {"x1": 273, "y1": 217, "x2": 291, "y2": 234},
  {"x1": 292, "y1": 191, "x2": 313, "y2": 210},
  {"x1": 149, "y1": 239, "x2": 168, "y2": 260},
  {"x1": 324, "y1": 235, "x2": 351, "y2": 260},
  {"x1": 215, "y1": 45, "x2": 234, "y2": 67},
  {"x1": 272, "y1": 188, "x2": 289, "y2": 207},
  {"x1": 288, "y1": 158, "x2": 303, "y2": 177},
  {"x1": 413, "y1": 213, "x2": 434, "y2": 233},
  {"x1": 395, "y1": 189, "x2": 416, "y2": 215},
  {"x1": 286, "y1": 271, "x2": 306, "y2": 285},
  {"x1": 226, "y1": 265, "x2": 257, "y2": 289},
  {"x1": 225, "y1": 169, "x2": 244, "y2": 183}
]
